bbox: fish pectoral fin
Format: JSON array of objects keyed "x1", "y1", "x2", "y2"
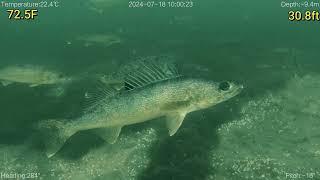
[
  {"x1": 29, "y1": 84, "x2": 40, "y2": 87},
  {"x1": 166, "y1": 112, "x2": 186, "y2": 136},
  {"x1": 1, "y1": 80, "x2": 13, "y2": 86},
  {"x1": 93, "y1": 126, "x2": 122, "y2": 144}
]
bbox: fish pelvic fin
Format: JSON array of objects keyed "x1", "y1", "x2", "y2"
[
  {"x1": 92, "y1": 126, "x2": 122, "y2": 144},
  {"x1": 37, "y1": 119, "x2": 75, "y2": 158},
  {"x1": 166, "y1": 112, "x2": 186, "y2": 136}
]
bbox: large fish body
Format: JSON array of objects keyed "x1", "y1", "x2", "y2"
[
  {"x1": 38, "y1": 60, "x2": 243, "y2": 158},
  {"x1": 0, "y1": 65, "x2": 69, "y2": 87},
  {"x1": 76, "y1": 79, "x2": 241, "y2": 131}
]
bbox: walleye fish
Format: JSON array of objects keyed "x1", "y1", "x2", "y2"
[
  {"x1": 75, "y1": 34, "x2": 122, "y2": 47},
  {"x1": 0, "y1": 65, "x2": 70, "y2": 87},
  {"x1": 37, "y1": 59, "x2": 243, "y2": 158}
]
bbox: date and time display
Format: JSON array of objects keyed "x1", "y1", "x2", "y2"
[{"x1": 128, "y1": 1, "x2": 194, "y2": 8}]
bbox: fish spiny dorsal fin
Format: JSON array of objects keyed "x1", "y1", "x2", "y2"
[
  {"x1": 124, "y1": 56, "x2": 181, "y2": 91},
  {"x1": 84, "y1": 80, "x2": 119, "y2": 113}
]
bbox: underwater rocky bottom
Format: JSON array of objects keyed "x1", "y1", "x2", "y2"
[{"x1": 0, "y1": 74, "x2": 319, "y2": 180}]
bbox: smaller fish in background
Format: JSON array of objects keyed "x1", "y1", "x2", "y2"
[
  {"x1": 99, "y1": 73, "x2": 124, "y2": 91},
  {"x1": 0, "y1": 65, "x2": 70, "y2": 87},
  {"x1": 65, "y1": 41, "x2": 72, "y2": 45},
  {"x1": 169, "y1": 15, "x2": 194, "y2": 25},
  {"x1": 272, "y1": 47, "x2": 291, "y2": 54},
  {"x1": 73, "y1": 34, "x2": 122, "y2": 47},
  {"x1": 0, "y1": 65, "x2": 73, "y2": 98},
  {"x1": 88, "y1": 0, "x2": 124, "y2": 14}
]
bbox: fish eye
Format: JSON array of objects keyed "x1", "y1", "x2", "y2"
[{"x1": 219, "y1": 81, "x2": 230, "y2": 91}]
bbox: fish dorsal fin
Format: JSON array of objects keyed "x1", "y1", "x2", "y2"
[
  {"x1": 84, "y1": 81, "x2": 118, "y2": 113},
  {"x1": 166, "y1": 112, "x2": 186, "y2": 136},
  {"x1": 124, "y1": 57, "x2": 181, "y2": 91}
]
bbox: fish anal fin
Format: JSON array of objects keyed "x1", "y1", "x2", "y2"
[
  {"x1": 1, "y1": 80, "x2": 13, "y2": 86},
  {"x1": 166, "y1": 112, "x2": 186, "y2": 136},
  {"x1": 93, "y1": 126, "x2": 122, "y2": 144}
]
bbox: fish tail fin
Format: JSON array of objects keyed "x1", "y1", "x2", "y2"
[{"x1": 37, "y1": 119, "x2": 74, "y2": 158}]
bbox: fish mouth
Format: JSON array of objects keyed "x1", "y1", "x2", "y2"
[
  {"x1": 236, "y1": 85, "x2": 244, "y2": 94},
  {"x1": 238, "y1": 84, "x2": 244, "y2": 91},
  {"x1": 230, "y1": 84, "x2": 244, "y2": 97}
]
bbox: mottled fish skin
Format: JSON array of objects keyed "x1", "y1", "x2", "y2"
[
  {"x1": 38, "y1": 59, "x2": 243, "y2": 158},
  {"x1": 70, "y1": 78, "x2": 242, "y2": 133}
]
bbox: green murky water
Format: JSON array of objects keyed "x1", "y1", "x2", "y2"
[{"x1": 0, "y1": 1, "x2": 319, "y2": 180}]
